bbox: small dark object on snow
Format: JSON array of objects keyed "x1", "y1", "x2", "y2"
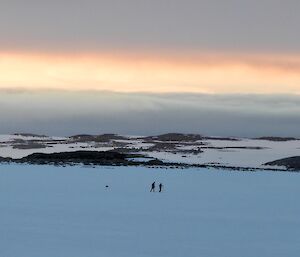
[{"x1": 105, "y1": 185, "x2": 109, "y2": 188}]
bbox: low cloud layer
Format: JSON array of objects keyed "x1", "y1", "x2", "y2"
[{"x1": 1, "y1": 90, "x2": 300, "y2": 137}]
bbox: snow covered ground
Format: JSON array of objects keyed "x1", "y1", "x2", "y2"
[
  {"x1": 0, "y1": 164, "x2": 300, "y2": 257},
  {"x1": 1, "y1": 134, "x2": 300, "y2": 169},
  {"x1": 146, "y1": 139, "x2": 300, "y2": 169},
  {"x1": 0, "y1": 134, "x2": 114, "y2": 159}
]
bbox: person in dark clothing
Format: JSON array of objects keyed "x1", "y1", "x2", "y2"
[
  {"x1": 150, "y1": 182, "x2": 155, "y2": 192},
  {"x1": 159, "y1": 183, "x2": 163, "y2": 192}
]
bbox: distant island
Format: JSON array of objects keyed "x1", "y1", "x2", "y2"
[{"x1": 0, "y1": 133, "x2": 300, "y2": 172}]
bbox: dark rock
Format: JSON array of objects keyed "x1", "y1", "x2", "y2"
[
  {"x1": 70, "y1": 134, "x2": 126, "y2": 142},
  {"x1": 147, "y1": 142, "x2": 178, "y2": 151},
  {"x1": 0, "y1": 156, "x2": 12, "y2": 163},
  {"x1": 255, "y1": 137, "x2": 298, "y2": 142},
  {"x1": 265, "y1": 156, "x2": 300, "y2": 170},
  {"x1": 143, "y1": 133, "x2": 202, "y2": 142},
  {"x1": 13, "y1": 133, "x2": 47, "y2": 138},
  {"x1": 146, "y1": 159, "x2": 164, "y2": 165},
  {"x1": 203, "y1": 136, "x2": 240, "y2": 141},
  {"x1": 69, "y1": 134, "x2": 97, "y2": 142},
  {"x1": 13, "y1": 143, "x2": 49, "y2": 149},
  {"x1": 20, "y1": 151, "x2": 128, "y2": 165}
]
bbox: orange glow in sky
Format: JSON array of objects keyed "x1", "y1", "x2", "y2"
[{"x1": 0, "y1": 51, "x2": 300, "y2": 94}]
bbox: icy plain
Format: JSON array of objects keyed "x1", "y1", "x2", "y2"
[{"x1": 0, "y1": 164, "x2": 300, "y2": 257}]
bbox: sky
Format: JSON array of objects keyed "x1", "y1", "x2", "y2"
[{"x1": 0, "y1": 0, "x2": 300, "y2": 136}]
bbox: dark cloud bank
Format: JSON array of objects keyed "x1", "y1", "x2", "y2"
[{"x1": 1, "y1": 90, "x2": 300, "y2": 137}]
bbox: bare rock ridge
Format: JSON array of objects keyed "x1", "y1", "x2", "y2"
[
  {"x1": 20, "y1": 151, "x2": 128, "y2": 165},
  {"x1": 13, "y1": 133, "x2": 47, "y2": 138},
  {"x1": 143, "y1": 133, "x2": 241, "y2": 142},
  {"x1": 143, "y1": 133, "x2": 203, "y2": 142},
  {"x1": 1, "y1": 151, "x2": 165, "y2": 167},
  {"x1": 69, "y1": 134, "x2": 126, "y2": 142},
  {"x1": 255, "y1": 137, "x2": 298, "y2": 141},
  {"x1": 265, "y1": 156, "x2": 300, "y2": 170},
  {"x1": 13, "y1": 132, "x2": 298, "y2": 142}
]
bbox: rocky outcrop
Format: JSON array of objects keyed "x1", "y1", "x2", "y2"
[
  {"x1": 12, "y1": 143, "x2": 49, "y2": 149},
  {"x1": 143, "y1": 133, "x2": 203, "y2": 142},
  {"x1": 13, "y1": 133, "x2": 47, "y2": 138},
  {"x1": 265, "y1": 156, "x2": 300, "y2": 170},
  {"x1": 0, "y1": 156, "x2": 12, "y2": 163},
  {"x1": 19, "y1": 151, "x2": 129, "y2": 165},
  {"x1": 256, "y1": 137, "x2": 298, "y2": 142},
  {"x1": 70, "y1": 134, "x2": 126, "y2": 142}
]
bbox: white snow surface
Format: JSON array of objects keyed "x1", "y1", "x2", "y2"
[
  {"x1": 142, "y1": 138, "x2": 300, "y2": 168},
  {"x1": 0, "y1": 134, "x2": 114, "y2": 159},
  {"x1": 0, "y1": 164, "x2": 300, "y2": 257}
]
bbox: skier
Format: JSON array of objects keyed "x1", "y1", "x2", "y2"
[
  {"x1": 150, "y1": 182, "x2": 155, "y2": 192},
  {"x1": 159, "y1": 183, "x2": 163, "y2": 192}
]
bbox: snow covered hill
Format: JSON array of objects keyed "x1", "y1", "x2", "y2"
[{"x1": 0, "y1": 133, "x2": 300, "y2": 170}]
